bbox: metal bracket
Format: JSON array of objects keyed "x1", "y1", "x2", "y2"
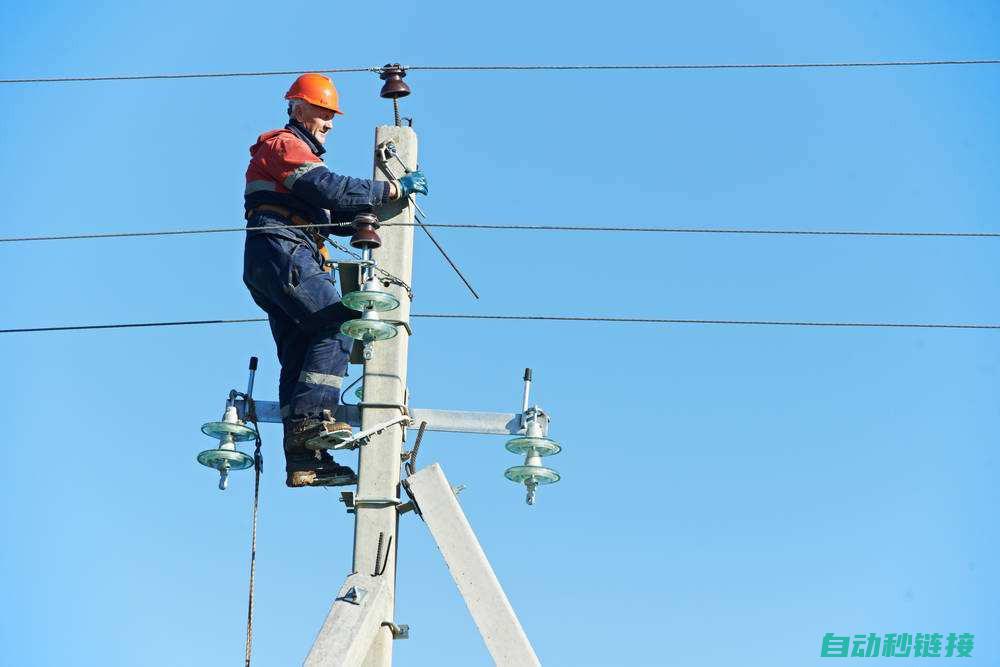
[
  {"x1": 384, "y1": 319, "x2": 413, "y2": 337},
  {"x1": 330, "y1": 415, "x2": 412, "y2": 451},
  {"x1": 339, "y1": 492, "x2": 401, "y2": 514},
  {"x1": 338, "y1": 586, "x2": 367, "y2": 606},
  {"x1": 354, "y1": 497, "x2": 401, "y2": 509},
  {"x1": 237, "y1": 400, "x2": 548, "y2": 436},
  {"x1": 339, "y1": 491, "x2": 355, "y2": 513},
  {"x1": 381, "y1": 622, "x2": 410, "y2": 640},
  {"x1": 325, "y1": 259, "x2": 375, "y2": 271}
]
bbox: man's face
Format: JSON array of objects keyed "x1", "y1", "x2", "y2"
[{"x1": 294, "y1": 102, "x2": 336, "y2": 144}]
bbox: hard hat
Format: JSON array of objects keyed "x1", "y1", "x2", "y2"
[{"x1": 285, "y1": 73, "x2": 343, "y2": 114}]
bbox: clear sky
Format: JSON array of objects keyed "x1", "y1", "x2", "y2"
[{"x1": 0, "y1": 2, "x2": 997, "y2": 665}]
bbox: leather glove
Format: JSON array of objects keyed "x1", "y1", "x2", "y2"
[{"x1": 397, "y1": 170, "x2": 428, "y2": 197}]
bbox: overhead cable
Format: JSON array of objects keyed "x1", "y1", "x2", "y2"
[
  {"x1": 0, "y1": 67, "x2": 378, "y2": 84},
  {"x1": 2, "y1": 59, "x2": 998, "y2": 84},
  {"x1": 2, "y1": 314, "x2": 997, "y2": 334},
  {"x1": 1, "y1": 222, "x2": 998, "y2": 244}
]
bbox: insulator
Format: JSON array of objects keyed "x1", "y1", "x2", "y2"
[
  {"x1": 505, "y1": 402, "x2": 560, "y2": 504},
  {"x1": 505, "y1": 455, "x2": 560, "y2": 506},
  {"x1": 505, "y1": 435, "x2": 561, "y2": 457},
  {"x1": 340, "y1": 309, "x2": 398, "y2": 344},
  {"x1": 379, "y1": 64, "x2": 411, "y2": 99},
  {"x1": 197, "y1": 403, "x2": 255, "y2": 490},
  {"x1": 341, "y1": 278, "x2": 400, "y2": 312},
  {"x1": 350, "y1": 212, "x2": 382, "y2": 250}
]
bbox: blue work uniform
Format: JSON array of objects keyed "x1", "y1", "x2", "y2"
[{"x1": 242, "y1": 121, "x2": 391, "y2": 422}]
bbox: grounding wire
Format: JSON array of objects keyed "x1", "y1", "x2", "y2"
[
  {"x1": 1, "y1": 222, "x2": 998, "y2": 243},
  {"x1": 2, "y1": 60, "x2": 999, "y2": 84},
  {"x1": 1, "y1": 314, "x2": 998, "y2": 334}
]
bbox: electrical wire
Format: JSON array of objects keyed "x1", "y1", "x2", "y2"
[
  {"x1": 2, "y1": 314, "x2": 997, "y2": 334},
  {"x1": 1, "y1": 222, "x2": 998, "y2": 243},
  {"x1": 407, "y1": 60, "x2": 1000, "y2": 71},
  {"x1": 2, "y1": 60, "x2": 998, "y2": 84},
  {"x1": 0, "y1": 67, "x2": 378, "y2": 84},
  {"x1": 340, "y1": 374, "x2": 364, "y2": 407},
  {"x1": 410, "y1": 314, "x2": 1000, "y2": 330},
  {"x1": 371, "y1": 223, "x2": 1000, "y2": 238}
]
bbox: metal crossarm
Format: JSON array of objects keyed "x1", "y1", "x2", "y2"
[{"x1": 236, "y1": 400, "x2": 546, "y2": 437}]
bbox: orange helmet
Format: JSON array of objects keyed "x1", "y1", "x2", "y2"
[{"x1": 285, "y1": 73, "x2": 343, "y2": 114}]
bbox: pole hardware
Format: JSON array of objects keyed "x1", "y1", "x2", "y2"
[
  {"x1": 381, "y1": 622, "x2": 410, "y2": 640},
  {"x1": 378, "y1": 63, "x2": 411, "y2": 127},
  {"x1": 340, "y1": 491, "x2": 356, "y2": 513},
  {"x1": 325, "y1": 258, "x2": 375, "y2": 274},
  {"x1": 355, "y1": 497, "x2": 402, "y2": 510},
  {"x1": 339, "y1": 586, "x2": 368, "y2": 606},
  {"x1": 197, "y1": 362, "x2": 260, "y2": 490},
  {"x1": 341, "y1": 277, "x2": 400, "y2": 313},
  {"x1": 349, "y1": 212, "x2": 382, "y2": 251},
  {"x1": 504, "y1": 369, "x2": 562, "y2": 505},
  {"x1": 327, "y1": 415, "x2": 412, "y2": 451},
  {"x1": 339, "y1": 492, "x2": 403, "y2": 513},
  {"x1": 340, "y1": 213, "x2": 403, "y2": 360},
  {"x1": 379, "y1": 65, "x2": 411, "y2": 99}
]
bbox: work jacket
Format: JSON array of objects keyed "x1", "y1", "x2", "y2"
[{"x1": 244, "y1": 121, "x2": 390, "y2": 239}]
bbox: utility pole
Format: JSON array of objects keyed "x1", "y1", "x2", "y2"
[
  {"x1": 208, "y1": 76, "x2": 554, "y2": 664},
  {"x1": 352, "y1": 124, "x2": 416, "y2": 667}
]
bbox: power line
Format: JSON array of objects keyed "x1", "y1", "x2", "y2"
[
  {"x1": 2, "y1": 222, "x2": 998, "y2": 244},
  {"x1": 2, "y1": 59, "x2": 998, "y2": 84},
  {"x1": 411, "y1": 314, "x2": 1000, "y2": 330},
  {"x1": 0, "y1": 67, "x2": 378, "y2": 84},
  {"x1": 2, "y1": 314, "x2": 997, "y2": 334},
  {"x1": 383, "y1": 223, "x2": 1000, "y2": 238},
  {"x1": 0, "y1": 318, "x2": 267, "y2": 333},
  {"x1": 409, "y1": 60, "x2": 1000, "y2": 71}
]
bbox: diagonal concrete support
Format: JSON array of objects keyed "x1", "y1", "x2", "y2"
[
  {"x1": 406, "y1": 464, "x2": 541, "y2": 667},
  {"x1": 304, "y1": 572, "x2": 389, "y2": 667}
]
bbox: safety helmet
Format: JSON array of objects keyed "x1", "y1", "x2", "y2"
[{"x1": 285, "y1": 73, "x2": 343, "y2": 114}]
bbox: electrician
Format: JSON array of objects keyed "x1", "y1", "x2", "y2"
[{"x1": 242, "y1": 73, "x2": 427, "y2": 487}]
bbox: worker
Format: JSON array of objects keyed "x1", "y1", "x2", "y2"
[{"x1": 242, "y1": 73, "x2": 427, "y2": 487}]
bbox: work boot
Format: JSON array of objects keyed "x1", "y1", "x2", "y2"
[
  {"x1": 285, "y1": 411, "x2": 353, "y2": 451},
  {"x1": 284, "y1": 418, "x2": 357, "y2": 488},
  {"x1": 285, "y1": 449, "x2": 357, "y2": 487}
]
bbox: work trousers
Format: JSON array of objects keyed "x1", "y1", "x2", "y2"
[{"x1": 243, "y1": 213, "x2": 356, "y2": 423}]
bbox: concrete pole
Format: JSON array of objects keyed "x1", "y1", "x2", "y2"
[{"x1": 353, "y1": 125, "x2": 416, "y2": 667}]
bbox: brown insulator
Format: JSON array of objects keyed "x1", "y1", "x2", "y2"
[
  {"x1": 379, "y1": 64, "x2": 411, "y2": 99},
  {"x1": 351, "y1": 212, "x2": 382, "y2": 249}
]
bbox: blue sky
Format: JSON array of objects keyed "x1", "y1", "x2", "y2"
[{"x1": 0, "y1": 2, "x2": 998, "y2": 665}]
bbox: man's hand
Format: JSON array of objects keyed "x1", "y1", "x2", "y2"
[{"x1": 397, "y1": 170, "x2": 428, "y2": 197}]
